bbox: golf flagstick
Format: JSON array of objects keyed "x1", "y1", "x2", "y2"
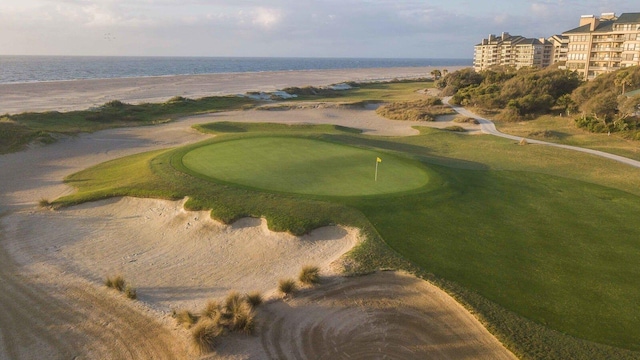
[{"x1": 375, "y1": 157, "x2": 382, "y2": 181}]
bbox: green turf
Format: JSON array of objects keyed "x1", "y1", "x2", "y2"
[
  {"x1": 181, "y1": 137, "x2": 431, "y2": 196},
  {"x1": 55, "y1": 123, "x2": 640, "y2": 359}
]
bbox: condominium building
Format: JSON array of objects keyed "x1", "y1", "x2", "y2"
[
  {"x1": 473, "y1": 32, "x2": 566, "y2": 71},
  {"x1": 564, "y1": 12, "x2": 640, "y2": 80}
]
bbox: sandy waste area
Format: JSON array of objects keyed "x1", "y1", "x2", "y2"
[{"x1": 0, "y1": 69, "x2": 513, "y2": 359}]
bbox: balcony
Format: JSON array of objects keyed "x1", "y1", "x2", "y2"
[
  {"x1": 591, "y1": 47, "x2": 622, "y2": 52},
  {"x1": 591, "y1": 37, "x2": 625, "y2": 43}
]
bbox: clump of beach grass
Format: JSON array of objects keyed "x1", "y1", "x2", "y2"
[
  {"x1": 177, "y1": 290, "x2": 261, "y2": 354},
  {"x1": 298, "y1": 265, "x2": 320, "y2": 285},
  {"x1": 105, "y1": 275, "x2": 137, "y2": 299},
  {"x1": 105, "y1": 274, "x2": 126, "y2": 292},
  {"x1": 245, "y1": 291, "x2": 263, "y2": 308},
  {"x1": 191, "y1": 319, "x2": 224, "y2": 354},
  {"x1": 174, "y1": 309, "x2": 200, "y2": 329},
  {"x1": 124, "y1": 285, "x2": 137, "y2": 300},
  {"x1": 278, "y1": 278, "x2": 298, "y2": 297},
  {"x1": 38, "y1": 198, "x2": 51, "y2": 208}
]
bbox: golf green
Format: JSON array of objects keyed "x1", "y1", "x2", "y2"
[{"x1": 181, "y1": 137, "x2": 430, "y2": 196}]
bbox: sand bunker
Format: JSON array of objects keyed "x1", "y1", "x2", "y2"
[{"x1": 3, "y1": 197, "x2": 358, "y2": 312}]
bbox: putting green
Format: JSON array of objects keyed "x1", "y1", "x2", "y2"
[{"x1": 182, "y1": 137, "x2": 430, "y2": 196}]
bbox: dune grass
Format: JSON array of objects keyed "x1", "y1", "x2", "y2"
[
  {"x1": 299, "y1": 265, "x2": 321, "y2": 285},
  {"x1": 284, "y1": 81, "x2": 434, "y2": 103},
  {"x1": 54, "y1": 123, "x2": 640, "y2": 358},
  {"x1": 278, "y1": 278, "x2": 298, "y2": 297},
  {"x1": 0, "y1": 96, "x2": 256, "y2": 154}
]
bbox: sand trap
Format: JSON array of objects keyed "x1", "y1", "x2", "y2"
[{"x1": 3, "y1": 197, "x2": 358, "y2": 312}]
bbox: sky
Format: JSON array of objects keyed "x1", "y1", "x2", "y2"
[{"x1": 0, "y1": 0, "x2": 637, "y2": 58}]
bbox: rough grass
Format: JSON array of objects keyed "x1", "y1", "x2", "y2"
[
  {"x1": 376, "y1": 98, "x2": 455, "y2": 122},
  {"x1": 278, "y1": 279, "x2": 297, "y2": 296},
  {"x1": 298, "y1": 265, "x2": 320, "y2": 285},
  {"x1": 453, "y1": 116, "x2": 479, "y2": 124},
  {"x1": 494, "y1": 114, "x2": 640, "y2": 161},
  {"x1": 54, "y1": 123, "x2": 640, "y2": 358},
  {"x1": 443, "y1": 125, "x2": 465, "y2": 132},
  {"x1": 1, "y1": 96, "x2": 256, "y2": 154}
]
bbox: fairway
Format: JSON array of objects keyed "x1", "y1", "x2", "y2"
[{"x1": 181, "y1": 137, "x2": 430, "y2": 196}]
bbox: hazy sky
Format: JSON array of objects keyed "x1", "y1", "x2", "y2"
[{"x1": 0, "y1": 0, "x2": 637, "y2": 58}]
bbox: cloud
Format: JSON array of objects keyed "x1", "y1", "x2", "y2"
[{"x1": 251, "y1": 7, "x2": 282, "y2": 29}]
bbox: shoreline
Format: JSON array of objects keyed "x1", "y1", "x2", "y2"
[{"x1": 0, "y1": 66, "x2": 467, "y2": 114}]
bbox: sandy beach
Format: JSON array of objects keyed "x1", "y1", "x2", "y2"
[
  {"x1": 0, "y1": 66, "x2": 466, "y2": 114},
  {"x1": 0, "y1": 67, "x2": 512, "y2": 359}
]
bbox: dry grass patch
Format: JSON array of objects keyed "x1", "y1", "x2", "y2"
[
  {"x1": 453, "y1": 116, "x2": 479, "y2": 124},
  {"x1": 245, "y1": 291, "x2": 263, "y2": 308},
  {"x1": 299, "y1": 265, "x2": 321, "y2": 285},
  {"x1": 278, "y1": 278, "x2": 298, "y2": 297},
  {"x1": 104, "y1": 274, "x2": 137, "y2": 300},
  {"x1": 176, "y1": 290, "x2": 261, "y2": 354},
  {"x1": 174, "y1": 309, "x2": 200, "y2": 329},
  {"x1": 191, "y1": 319, "x2": 224, "y2": 354}
]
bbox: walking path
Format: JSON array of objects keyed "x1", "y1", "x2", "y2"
[{"x1": 446, "y1": 98, "x2": 640, "y2": 169}]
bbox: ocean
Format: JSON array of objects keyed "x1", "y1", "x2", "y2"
[{"x1": 0, "y1": 56, "x2": 471, "y2": 84}]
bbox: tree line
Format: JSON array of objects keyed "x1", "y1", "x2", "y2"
[{"x1": 436, "y1": 65, "x2": 640, "y2": 139}]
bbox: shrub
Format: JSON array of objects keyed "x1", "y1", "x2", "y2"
[
  {"x1": 191, "y1": 319, "x2": 224, "y2": 354},
  {"x1": 444, "y1": 126, "x2": 466, "y2": 132},
  {"x1": 298, "y1": 265, "x2": 320, "y2": 285},
  {"x1": 245, "y1": 291, "x2": 263, "y2": 308},
  {"x1": 38, "y1": 198, "x2": 51, "y2": 208},
  {"x1": 278, "y1": 278, "x2": 297, "y2": 296}
]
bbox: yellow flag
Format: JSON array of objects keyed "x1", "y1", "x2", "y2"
[{"x1": 376, "y1": 157, "x2": 382, "y2": 163}]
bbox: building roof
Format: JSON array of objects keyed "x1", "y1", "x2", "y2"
[
  {"x1": 563, "y1": 21, "x2": 614, "y2": 34},
  {"x1": 563, "y1": 13, "x2": 640, "y2": 34},
  {"x1": 616, "y1": 13, "x2": 640, "y2": 24}
]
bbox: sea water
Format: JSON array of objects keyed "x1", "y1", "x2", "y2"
[{"x1": 0, "y1": 56, "x2": 471, "y2": 84}]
